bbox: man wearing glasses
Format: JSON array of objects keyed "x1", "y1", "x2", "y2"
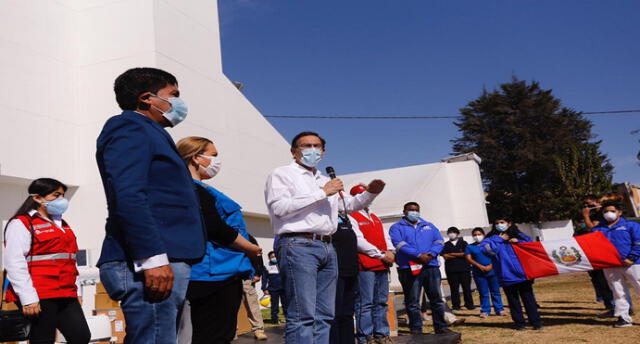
[{"x1": 264, "y1": 131, "x2": 385, "y2": 344}]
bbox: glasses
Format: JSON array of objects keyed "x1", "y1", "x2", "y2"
[{"x1": 297, "y1": 143, "x2": 323, "y2": 149}]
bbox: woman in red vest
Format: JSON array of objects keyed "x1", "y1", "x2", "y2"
[{"x1": 3, "y1": 178, "x2": 90, "y2": 344}]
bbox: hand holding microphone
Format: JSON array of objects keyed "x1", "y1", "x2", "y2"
[{"x1": 324, "y1": 166, "x2": 344, "y2": 197}]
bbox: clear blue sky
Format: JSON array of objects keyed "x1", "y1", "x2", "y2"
[{"x1": 218, "y1": 0, "x2": 639, "y2": 184}]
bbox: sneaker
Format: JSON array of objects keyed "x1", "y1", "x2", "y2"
[
  {"x1": 254, "y1": 331, "x2": 268, "y2": 340},
  {"x1": 435, "y1": 328, "x2": 458, "y2": 335},
  {"x1": 613, "y1": 317, "x2": 633, "y2": 328},
  {"x1": 375, "y1": 336, "x2": 394, "y2": 344},
  {"x1": 598, "y1": 310, "x2": 615, "y2": 318},
  {"x1": 479, "y1": 313, "x2": 489, "y2": 318}
]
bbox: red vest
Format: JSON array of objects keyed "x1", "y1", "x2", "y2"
[
  {"x1": 351, "y1": 211, "x2": 388, "y2": 271},
  {"x1": 6, "y1": 214, "x2": 79, "y2": 302}
]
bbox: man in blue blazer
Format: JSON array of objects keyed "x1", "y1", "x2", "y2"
[{"x1": 96, "y1": 67, "x2": 206, "y2": 344}]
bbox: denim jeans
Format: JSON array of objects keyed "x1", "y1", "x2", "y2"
[
  {"x1": 503, "y1": 280, "x2": 542, "y2": 328},
  {"x1": 355, "y1": 270, "x2": 390, "y2": 343},
  {"x1": 99, "y1": 261, "x2": 191, "y2": 344},
  {"x1": 398, "y1": 266, "x2": 447, "y2": 332},
  {"x1": 277, "y1": 236, "x2": 338, "y2": 344},
  {"x1": 473, "y1": 273, "x2": 504, "y2": 315}
]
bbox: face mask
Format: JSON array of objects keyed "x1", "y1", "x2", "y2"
[
  {"x1": 300, "y1": 148, "x2": 322, "y2": 168},
  {"x1": 603, "y1": 211, "x2": 618, "y2": 223},
  {"x1": 405, "y1": 211, "x2": 420, "y2": 223},
  {"x1": 198, "y1": 155, "x2": 222, "y2": 178},
  {"x1": 42, "y1": 198, "x2": 69, "y2": 216},
  {"x1": 270, "y1": 258, "x2": 277, "y2": 264},
  {"x1": 151, "y1": 94, "x2": 188, "y2": 127},
  {"x1": 447, "y1": 233, "x2": 458, "y2": 240},
  {"x1": 473, "y1": 235, "x2": 484, "y2": 243},
  {"x1": 496, "y1": 223, "x2": 508, "y2": 232}
]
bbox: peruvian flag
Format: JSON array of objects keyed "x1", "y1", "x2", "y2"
[{"x1": 511, "y1": 231, "x2": 623, "y2": 280}]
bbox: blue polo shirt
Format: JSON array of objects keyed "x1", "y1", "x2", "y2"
[{"x1": 465, "y1": 243, "x2": 495, "y2": 277}]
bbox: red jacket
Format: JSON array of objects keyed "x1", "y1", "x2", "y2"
[
  {"x1": 6, "y1": 214, "x2": 79, "y2": 302},
  {"x1": 351, "y1": 211, "x2": 388, "y2": 271}
]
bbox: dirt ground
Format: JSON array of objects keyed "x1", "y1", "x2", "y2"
[{"x1": 431, "y1": 273, "x2": 640, "y2": 343}]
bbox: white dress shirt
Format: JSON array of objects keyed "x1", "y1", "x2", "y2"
[
  {"x1": 349, "y1": 210, "x2": 395, "y2": 259},
  {"x1": 265, "y1": 161, "x2": 377, "y2": 235},
  {"x1": 3, "y1": 210, "x2": 67, "y2": 305}
]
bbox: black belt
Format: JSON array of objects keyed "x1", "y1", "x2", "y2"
[{"x1": 281, "y1": 232, "x2": 333, "y2": 243}]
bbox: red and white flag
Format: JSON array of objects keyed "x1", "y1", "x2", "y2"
[{"x1": 511, "y1": 231, "x2": 623, "y2": 280}]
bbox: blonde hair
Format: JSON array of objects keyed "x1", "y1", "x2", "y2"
[{"x1": 176, "y1": 136, "x2": 213, "y2": 166}]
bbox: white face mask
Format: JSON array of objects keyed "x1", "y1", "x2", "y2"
[
  {"x1": 447, "y1": 233, "x2": 458, "y2": 240},
  {"x1": 603, "y1": 211, "x2": 618, "y2": 223},
  {"x1": 198, "y1": 154, "x2": 222, "y2": 178},
  {"x1": 473, "y1": 235, "x2": 484, "y2": 243}
]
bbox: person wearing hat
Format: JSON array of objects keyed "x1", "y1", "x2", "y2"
[{"x1": 348, "y1": 184, "x2": 395, "y2": 344}]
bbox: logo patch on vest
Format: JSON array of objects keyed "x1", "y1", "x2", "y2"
[
  {"x1": 34, "y1": 229, "x2": 55, "y2": 235},
  {"x1": 358, "y1": 222, "x2": 371, "y2": 226},
  {"x1": 34, "y1": 224, "x2": 51, "y2": 230}
]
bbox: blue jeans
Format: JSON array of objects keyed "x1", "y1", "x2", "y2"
[
  {"x1": 99, "y1": 261, "x2": 191, "y2": 344},
  {"x1": 355, "y1": 270, "x2": 390, "y2": 342},
  {"x1": 397, "y1": 266, "x2": 447, "y2": 332},
  {"x1": 473, "y1": 273, "x2": 504, "y2": 315},
  {"x1": 277, "y1": 236, "x2": 338, "y2": 344}
]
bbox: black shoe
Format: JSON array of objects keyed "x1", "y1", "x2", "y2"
[
  {"x1": 435, "y1": 328, "x2": 457, "y2": 335},
  {"x1": 466, "y1": 306, "x2": 476, "y2": 310},
  {"x1": 613, "y1": 317, "x2": 633, "y2": 328},
  {"x1": 598, "y1": 310, "x2": 615, "y2": 318},
  {"x1": 452, "y1": 307, "x2": 462, "y2": 311},
  {"x1": 533, "y1": 326, "x2": 544, "y2": 331}
]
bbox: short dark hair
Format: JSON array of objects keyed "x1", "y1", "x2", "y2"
[
  {"x1": 447, "y1": 226, "x2": 460, "y2": 234},
  {"x1": 472, "y1": 227, "x2": 485, "y2": 235},
  {"x1": 291, "y1": 131, "x2": 326, "y2": 149},
  {"x1": 601, "y1": 200, "x2": 623, "y2": 211},
  {"x1": 114, "y1": 67, "x2": 178, "y2": 110},
  {"x1": 268, "y1": 251, "x2": 275, "y2": 257},
  {"x1": 403, "y1": 202, "x2": 420, "y2": 211}
]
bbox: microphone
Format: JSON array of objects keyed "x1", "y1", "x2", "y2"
[{"x1": 325, "y1": 166, "x2": 337, "y2": 179}]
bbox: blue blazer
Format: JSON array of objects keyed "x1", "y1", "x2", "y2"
[{"x1": 95, "y1": 111, "x2": 206, "y2": 266}]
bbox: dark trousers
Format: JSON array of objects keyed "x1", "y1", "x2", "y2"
[
  {"x1": 398, "y1": 267, "x2": 447, "y2": 332},
  {"x1": 27, "y1": 297, "x2": 90, "y2": 344},
  {"x1": 330, "y1": 275, "x2": 358, "y2": 344},
  {"x1": 503, "y1": 280, "x2": 542, "y2": 328},
  {"x1": 447, "y1": 270, "x2": 474, "y2": 309},
  {"x1": 269, "y1": 288, "x2": 287, "y2": 321},
  {"x1": 189, "y1": 279, "x2": 243, "y2": 344},
  {"x1": 588, "y1": 269, "x2": 614, "y2": 309}
]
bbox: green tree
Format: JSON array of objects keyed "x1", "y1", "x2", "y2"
[{"x1": 452, "y1": 78, "x2": 613, "y2": 223}]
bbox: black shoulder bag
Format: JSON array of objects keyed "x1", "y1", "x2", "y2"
[{"x1": 0, "y1": 217, "x2": 33, "y2": 341}]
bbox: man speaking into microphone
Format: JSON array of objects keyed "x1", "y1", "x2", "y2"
[{"x1": 265, "y1": 131, "x2": 385, "y2": 344}]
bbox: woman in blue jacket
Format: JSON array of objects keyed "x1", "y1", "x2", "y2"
[
  {"x1": 464, "y1": 227, "x2": 505, "y2": 317},
  {"x1": 481, "y1": 217, "x2": 542, "y2": 330},
  {"x1": 177, "y1": 136, "x2": 261, "y2": 344}
]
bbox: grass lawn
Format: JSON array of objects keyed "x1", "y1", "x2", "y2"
[
  {"x1": 261, "y1": 273, "x2": 640, "y2": 343},
  {"x1": 427, "y1": 273, "x2": 640, "y2": 343}
]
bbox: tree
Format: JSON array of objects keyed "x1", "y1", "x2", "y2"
[{"x1": 452, "y1": 78, "x2": 613, "y2": 223}]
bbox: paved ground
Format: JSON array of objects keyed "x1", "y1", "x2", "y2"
[{"x1": 233, "y1": 327, "x2": 461, "y2": 343}]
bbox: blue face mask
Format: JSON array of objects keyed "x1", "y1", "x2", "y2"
[
  {"x1": 300, "y1": 148, "x2": 322, "y2": 168},
  {"x1": 151, "y1": 95, "x2": 188, "y2": 127},
  {"x1": 496, "y1": 223, "x2": 508, "y2": 232},
  {"x1": 405, "y1": 211, "x2": 420, "y2": 223},
  {"x1": 270, "y1": 258, "x2": 277, "y2": 264},
  {"x1": 43, "y1": 198, "x2": 69, "y2": 216}
]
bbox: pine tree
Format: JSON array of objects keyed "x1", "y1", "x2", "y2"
[{"x1": 452, "y1": 78, "x2": 613, "y2": 223}]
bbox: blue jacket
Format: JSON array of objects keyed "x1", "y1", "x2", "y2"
[
  {"x1": 96, "y1": 111, "x2": 206, "y2": 265},
  {"x1": 593, "y1": 217, "x2": 640, "y2": 265},
  {"x1": 190, "y1": 180, "x2": 254, "y2": 282},
  {"x1": 389, "y1": 217, "x2": 444, "y2": 269},
  {"x1": 480, "y1": 233, "x2": 532, "y2": 286}
]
